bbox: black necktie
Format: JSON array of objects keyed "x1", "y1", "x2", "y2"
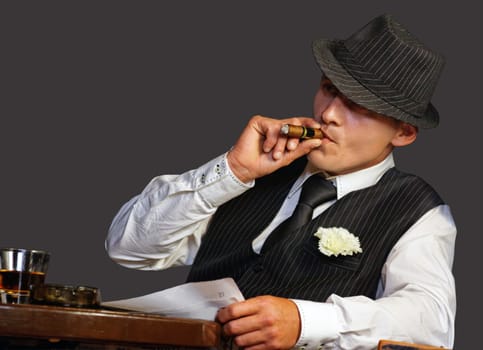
[{"x1": 262, "y1": 174, "x2": 337, "y2": 252}]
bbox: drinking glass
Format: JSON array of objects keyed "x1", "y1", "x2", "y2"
[{"x1": 0, "y1": 248, "x2": 50, "y2": 304}]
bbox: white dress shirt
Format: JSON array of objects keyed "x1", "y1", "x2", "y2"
[{"x1": 106, "y1": 153, "x2": 456, "y2": 350}]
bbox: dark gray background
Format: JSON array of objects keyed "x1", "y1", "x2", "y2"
[{"x1": 1, "y1": 1, "x2": 479, "y2": 349}]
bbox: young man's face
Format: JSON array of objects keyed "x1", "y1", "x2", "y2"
[{"x1": 308, "y1": 76, "x2": 407, "y2": 176}]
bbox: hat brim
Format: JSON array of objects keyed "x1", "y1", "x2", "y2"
[{"x1": 312, "y1": 38, "x2": 439, "y2": 129}]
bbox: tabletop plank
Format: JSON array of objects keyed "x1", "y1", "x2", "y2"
[{"x1": 0, "y1": 303, "x2": 221, "y2": 348}]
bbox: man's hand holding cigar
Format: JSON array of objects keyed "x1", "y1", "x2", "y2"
[{"x1": 227, "y1": 115, "x2": 323, "y2": 184}]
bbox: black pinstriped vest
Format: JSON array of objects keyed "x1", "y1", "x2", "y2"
[{"x1": 187, "y1": 158, "x2": 443, "y2": 301}]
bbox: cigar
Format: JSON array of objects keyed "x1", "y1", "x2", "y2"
[{"x1": 280, "y1": 124, "x2": 324, "y2": 139}]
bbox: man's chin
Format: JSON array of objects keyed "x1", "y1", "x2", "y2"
[{"x1": 306, "y1": 150, "x2": 331, "y2": 172}]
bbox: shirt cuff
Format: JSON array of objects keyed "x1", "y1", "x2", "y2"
[
  {"x1": 292, "y1": 299, "x2": 341, "y2": 350},
  {"x1": 196, "y1": 152, "x2": 254, "y2": 208}
]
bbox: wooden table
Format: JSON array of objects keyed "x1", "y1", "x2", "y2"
[{"x1": 0, "y1": 303, "x2": 222, "y2": 349}]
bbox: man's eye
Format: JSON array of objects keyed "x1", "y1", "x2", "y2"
[{"x1": 323, "y1": 83, "x2": 338, "y2": 95}]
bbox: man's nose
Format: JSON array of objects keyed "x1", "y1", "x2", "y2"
[{"x1": 321, "y1": 96, "x2": 344, "y2": 125}]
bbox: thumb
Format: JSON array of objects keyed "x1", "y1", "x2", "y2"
[
  {"x1": 295, "y1": 138, "x2": 322, "y2": 156},
  {"x1": 281, "y1": 138, "x2": 321, "y2": 165}
]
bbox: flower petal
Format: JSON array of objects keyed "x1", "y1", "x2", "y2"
[{"x1": 314, "y1": 227, "x2": 362, "y2": 257}]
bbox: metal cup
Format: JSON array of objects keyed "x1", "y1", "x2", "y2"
[{"x1": 0, "y1": 248, "x2": 50, "y2": 304}]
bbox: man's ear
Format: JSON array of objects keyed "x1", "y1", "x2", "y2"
[{"x1": 391, "y1": 122, "x2": 418, "y2": 147}]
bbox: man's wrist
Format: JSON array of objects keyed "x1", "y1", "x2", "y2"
[{"x1": 226, "y1": 147, "x2": 254, "y2": 184}]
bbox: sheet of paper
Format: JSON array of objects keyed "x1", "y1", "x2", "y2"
[{"x1": 102, "y1": 277, "x2": 244, "y2": 321}]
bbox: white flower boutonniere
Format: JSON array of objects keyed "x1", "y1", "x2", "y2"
[{"x1": 314, "y1": 227, "x2": 362, "y2": 257}]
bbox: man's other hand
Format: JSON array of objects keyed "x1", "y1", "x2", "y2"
[{"x1": 216, "y1": 295, "x2": 301, "y2": 350}]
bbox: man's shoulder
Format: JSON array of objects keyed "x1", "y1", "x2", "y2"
[{"x1": 380, "y1": 167, "x2": 445, "y2": 204}]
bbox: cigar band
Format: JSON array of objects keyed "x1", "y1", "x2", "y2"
[{"x1": 301, "y1": 127, "x2": 315, "y2": 138}]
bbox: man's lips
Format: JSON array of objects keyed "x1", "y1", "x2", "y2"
[{"x1": 319, "y1": 128, "x2": 334, "y2": 143}]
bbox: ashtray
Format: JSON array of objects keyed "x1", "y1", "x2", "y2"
[{"x1": 30, "y1": 283, "x2": 101, "y2": 308}]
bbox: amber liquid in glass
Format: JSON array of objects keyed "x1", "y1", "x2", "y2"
[{"x1": 0, "y1": 270, "x2": 46, "y2": 303}]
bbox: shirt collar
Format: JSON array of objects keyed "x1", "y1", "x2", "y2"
[{"x1": 288, "y1": 153, "x2": 395, "y2": 200}]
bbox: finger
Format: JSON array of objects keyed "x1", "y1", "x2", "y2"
[
  {"x1": 235, "y1": 329, "x2": 285, "y2": 350},
  {"x1": 286, "y1": 137, "x2": 300, "y2": 151},
  {"x1": 232, "y1": 329, "x2": 266, "y2": 349},
  {"x1": 222, "y1": 314, "x2": 260, "y2": 336},
  {"x1": 217, "y1": 299, "x2": 259, "y2": 323},
  {"x1": 286, "y1": 138, "x2": 322, "y2": 160},
  {"x1": 271, "y1": 136, "x2": 290, "y2": 160},
  {"x1": 262, "y1": 124, "x2": 286, "y2": 154},
  {"x1": 249, "y1": 115, "x2": 283, "y2": 154}
]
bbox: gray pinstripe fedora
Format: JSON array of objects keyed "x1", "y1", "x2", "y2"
[{"x1": 312, "y1": 14, "x2": 445, "y2": 128}]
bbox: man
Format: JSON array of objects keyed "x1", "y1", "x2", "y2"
[{"x1": 106, "y1": 14, "x2": 456, "y2": 350}]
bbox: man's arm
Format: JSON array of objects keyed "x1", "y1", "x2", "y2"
[
  {"x1": 105, "y1": 153, "x2": 252, "y2": 269},
  {"x1": 218, "y1": 205, "x2": 456, "y2": 350}
]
